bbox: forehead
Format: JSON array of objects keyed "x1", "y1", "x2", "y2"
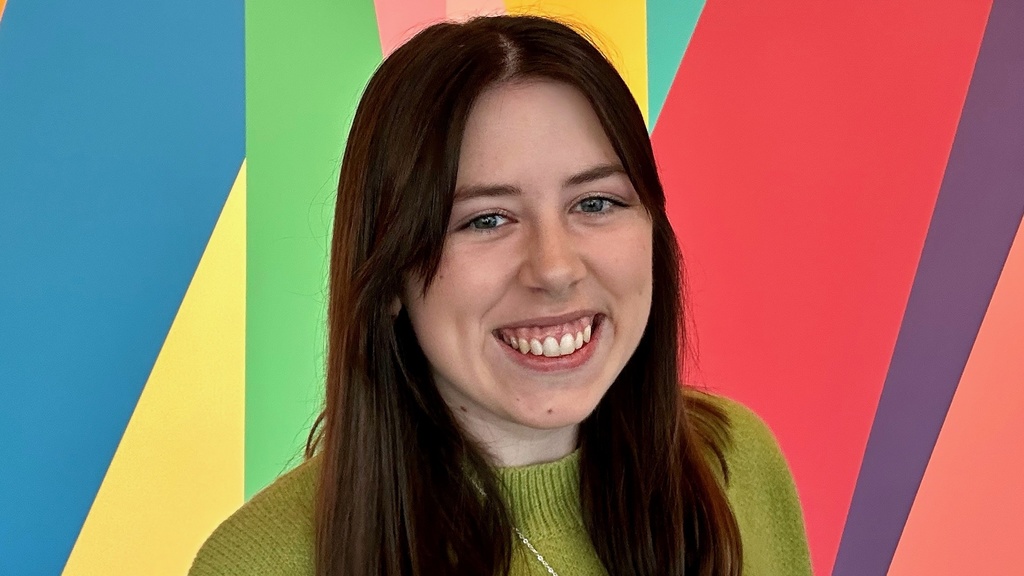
[{"x1": 456, "y1": 80, "x2": 621, "y2": 185}]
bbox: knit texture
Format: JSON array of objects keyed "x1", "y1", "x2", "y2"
[
  {"x1": 189, "y1": 395, "x2": 812, "y2": 575},
  {"x1": 497, "y1": 451, "x2": 606, "y2": 575}
]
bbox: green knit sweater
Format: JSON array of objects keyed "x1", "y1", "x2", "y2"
[{"x1": 189, "y1": 396, "x2": 812, "y2": 575}]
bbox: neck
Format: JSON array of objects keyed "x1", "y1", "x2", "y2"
[
  {"x1": 489, "y1": 425, "x2": 578, "y2": 467},
  {"x1": 457, "y1": 412, "x2": 578, "y2": 467}
]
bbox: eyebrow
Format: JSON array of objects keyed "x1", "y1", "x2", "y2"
[
  {"x1": 453, "y1": 163, "x2": 627, "y2": 203},
  {"x1": 563, "y1": 163, "x2": 627, "y2": 187}
]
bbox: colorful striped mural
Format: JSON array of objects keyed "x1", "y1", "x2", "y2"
[{"x1": 0, "y1": 1, "x2": 1020, "y2": 574}]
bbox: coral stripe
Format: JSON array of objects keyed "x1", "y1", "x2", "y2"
[
  {"x1": 62, "y1": 162, "x2": 246, "y2": 575},
  {"x1": 888, "y1": 217, "x2": 1024, "y2": 575}
]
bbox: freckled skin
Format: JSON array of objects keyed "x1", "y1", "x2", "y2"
[{"x1": 403, "y1": 80, "x2": 653, "y2": 466}]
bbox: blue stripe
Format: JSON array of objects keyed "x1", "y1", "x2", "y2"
[{"x1": 0, "y1": 1, "x2": 243, "y2": 572}]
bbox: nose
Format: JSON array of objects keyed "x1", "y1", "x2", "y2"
[{"x1": 518, "y1": 216, "x2": 586, "y2": 298}]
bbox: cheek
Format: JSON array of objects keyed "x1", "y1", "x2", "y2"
[
  {"x1": 405, "y1": 248, "x2": 506, "y2": 353},
  {"x1": 594, "y1": 225, "x2": 654, "y2": 296},
  {"x1": 405, "y1": 287, "x2": 470, "y2": 387},
  {"x1": 424, "y1": 250, "x2": 501, "y2": 314}
]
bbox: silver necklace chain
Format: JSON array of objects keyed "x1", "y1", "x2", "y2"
[
  {"x1": 512, "y1": 526, "x2": 560, "y2": 576},
  {"x1": 471, "y1": 479, "x2": 561, "y2": 575}
]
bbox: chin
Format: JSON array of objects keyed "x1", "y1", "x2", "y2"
[{"x1": 508, "y1": 396, "x2": 602, "y2": 431}]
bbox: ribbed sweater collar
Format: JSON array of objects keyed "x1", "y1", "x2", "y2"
[{"x1": 496, "y1": 450, "x2": 583, "y2": 539}]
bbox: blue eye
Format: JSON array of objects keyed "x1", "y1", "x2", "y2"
[
  {"x1": 467, "y1": 213, "x2": 507, "y2": 230},
  {"x1": 578, "y1": 196, "x2": 621, "y2": 213}
]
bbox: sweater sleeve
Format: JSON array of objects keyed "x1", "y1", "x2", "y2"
[
  {"x1": 188, "y1": 458, "x2": 319, "y2": 576},
  {"x1": 717, "y1": 396, "x2": 813, "y2": 576}
]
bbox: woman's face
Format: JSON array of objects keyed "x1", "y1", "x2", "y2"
[{"x1": 404, "y1": 80, "x2": 653, "y2": 455}]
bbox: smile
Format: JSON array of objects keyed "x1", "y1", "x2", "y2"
[{"x1": 495, "y1": 314, "x2": 596, "y2": 358}]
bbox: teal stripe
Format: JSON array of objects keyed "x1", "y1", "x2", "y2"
[
  {"x1": 647, "y1": 0, "x2": 706, "y2": 131},
  {"x1": 245, "y1": 0, "x2": 382, "y2": 498}
]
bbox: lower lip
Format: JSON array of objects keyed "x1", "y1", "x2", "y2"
[{"x1": 494, "y1": 316, "x2": 604, "y2": 373}]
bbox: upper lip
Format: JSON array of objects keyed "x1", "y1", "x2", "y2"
[{"x1": 495, "y1": 310, "x2": 600, "y2": 330}]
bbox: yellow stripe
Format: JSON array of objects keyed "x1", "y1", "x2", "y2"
[
  {"x1": 504, "y1": 0, "x2": 648, "y2": 125},
  {"x1": 63, "y1": 161, "x2": 246, "y2": 575}
]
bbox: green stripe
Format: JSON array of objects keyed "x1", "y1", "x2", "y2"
[{"x1": 245, "y1": 0, "x2": 382, "y2": 498}]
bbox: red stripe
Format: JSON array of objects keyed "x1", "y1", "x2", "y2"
[{"x1": 651, "y1": 1, "x2": 991, "y2": 573}]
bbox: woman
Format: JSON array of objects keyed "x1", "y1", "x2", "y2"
[{"x1": 192, "y1": 15, "x2": 811, "y2": 576}]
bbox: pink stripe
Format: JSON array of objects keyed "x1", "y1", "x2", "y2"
[
  {"x1": 446, "y1": 0, "x2": 505, "y2": 21},
  {"x1": 373, "y1": 0, "x2": 447, "y2": 56}
]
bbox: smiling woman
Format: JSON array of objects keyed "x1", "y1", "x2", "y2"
[
  {"x1": 406, "y1": 80, "x2": 654, "y2": 466},
  {"x1": 190, "y1": 15, "x2": 811, "y2": 576}
]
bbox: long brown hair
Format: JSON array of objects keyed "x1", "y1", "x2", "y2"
[{"x1": 307, "y1": 15, "x2": 742, "y2": 575}]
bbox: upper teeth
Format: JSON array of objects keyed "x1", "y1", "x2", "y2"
[{"x1": 498, "y1": 317, "x2": 594, "y2": 358}]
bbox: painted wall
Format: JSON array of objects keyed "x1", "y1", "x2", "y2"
[{"x1": 1, "y1": 0, "x2": 1021, "y2": 574}]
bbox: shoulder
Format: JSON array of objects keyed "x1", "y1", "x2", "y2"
[
  {"x1": 703, "y1": 393, "x2": 793, "y2": 481},
  {"x1": 691, "y1": 391, "x2": 813, "y2": 575},
  {"x1": 684, "y1": 390, "x2": 791, "y2": 484},
  {"x1": 188, "y1": 457, "x2": 320, "y2": 576}
]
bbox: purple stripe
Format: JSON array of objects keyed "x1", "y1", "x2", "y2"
[{"x1": 833, "y1": 1, "x2": 1024, "y2": 574}]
